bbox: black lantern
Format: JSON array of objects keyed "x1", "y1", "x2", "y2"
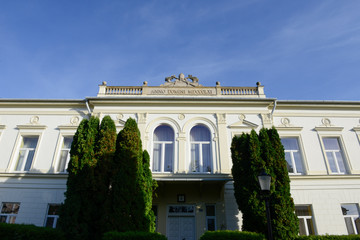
[{"x1": 258, "y1": 169, "x2": 273, "y2": 240}]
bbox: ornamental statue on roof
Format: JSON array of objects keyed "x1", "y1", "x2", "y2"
[{"x1": 161, "y1": 73, "x2": 202, "y2": 87}]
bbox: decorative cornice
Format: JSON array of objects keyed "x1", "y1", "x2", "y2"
[
  {"x1": 276, "y1": 126, "x2": 303, "y2": 131},
  {"x1": 314, "y1": 126, "x2": 344, "y2": 132},
  {"x1": 17, "y1": 124, "x2": 47, "y2": 130},
  {"x1": 0, "y1": 125, "x2": 6, "y2": 130}
]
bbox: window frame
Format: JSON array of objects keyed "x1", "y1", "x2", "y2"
[
  {"x1": 295, "y1": 205, "x2": 316, "y2": 236},
  {"x1": 0, "y1": 202, "x2": 20, "y2": 224},
  {"x1": 44, "y1": 204, "x2": 60, "y2": 228},
  {"x1": 189, "y1": 124, "x2": 213, "y2": 173},
  {"x1": 152, "y1": 125, "x2": 175, "y2": 173},
  {"x1": 9, "y1": 133, "x2": 42, "y2": 172},
  {"x1": 319, "y1": 135, "x2": 350, "y2": 174},
  {"x1": 55, "y1": 135, "x2": 74, "y2": 173},
  {"x1": 341, "y1": 203, "x2": 360, "y2": 235},
  {"x1": 206, "y1": 204, "x2": 216, "y2": 231},
  {"x1": 53, "y1": 126, "x2": 77, "y2": 173},
  {"x1": 280, "y1": 136, "x2": 306, "y2": 175}
]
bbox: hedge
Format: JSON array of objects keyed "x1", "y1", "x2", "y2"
[
  {"x1": 0, "y1": 223, "x2": 65, "y2": 240},
  {"x1": 199, "y1": 230, "x2": 265, "y2": 240},
  {"x1": 296, "y1": 235, "x2": 360, "y2": 240},
  {"x1": 102, "y1": 231, "x2": 167, "y2": 240}
]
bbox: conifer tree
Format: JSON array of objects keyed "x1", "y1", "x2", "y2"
[
  {"x1": 108, "y1": 118, "x2": 156, "y2": 232},
  {"x1": 59, "y1": 117, "x2": 99, "y2": 240},
  {"x1": 231, "y1": 128, "x2": 299, "y2": 239},
  {"x1": 93, "y1": 116, "x2": 117, "y2": 239}
]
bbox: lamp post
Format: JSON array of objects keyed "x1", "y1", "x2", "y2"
[{"x1": 258, "y1": 169, "x2": 274, "y2": 240}]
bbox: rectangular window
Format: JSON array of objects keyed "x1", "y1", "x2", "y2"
[
  {"x1": 295, "y1": 205, "x2": 315, "y2": 235},
  {"x1": 0, "y1": 202, "x2": 20, "y2": 224},
  {"x1": 322, "y1": 137, "x2": 347, "y2": 174},
  {"x1": 56, "y1": 136, "x2": 73, "y2": 172},
  {"x1": 45, "y1": 204, "x2": 60, "y2": 228},
  {"x1": 206, "y1": 205, "x2": 216, "y2": 231},
  {"x1": 281, "y1": 138, "x2": 304, "y2": 174},
  {"x1": 15, "y1": 136, "x2": 39, "y2": 171},
  {"x1": 341, "y1": 204, "x2": 360, "y2": 235}
]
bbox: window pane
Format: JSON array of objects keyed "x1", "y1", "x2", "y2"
[
  {"x1": 284, "y1": 152, "x2": 294, "y2": 173},
  {"x1": 295, "y1": 206, "x2": 312, "y2": 216},
  {"x1": 323, "y1": 138, "x2": 340, "y2": 150},
  {"x1": 293, "y1": 152, "x2": 304, "y2": 173},
  {"x1": 206, "y1": 205, "x2": 215, "y2": 216},
  {"x1": 281, "y1": 138, "x2": 299, "y2": 150},
  {"x1": 152, "y1": 143, "x2": 162, "y2": 172},
  {"x1": 164, "y1": 143, "x2": 173, "y2": 172},
  {"x1": 0, "y1": 216, "x2": 6, "y2": 223},
  {"x1": 207, "y1": 219, "x2": 215, "y2": 231},
  {"x1": 344, "y1": 217, "x2": 355, "y2": 234},
  {"x1": 326, "y1": 152, "x2": 337, "y2": 173},
  {"x1": 335, "y1": 152, "x2": 346, "y2": 173},
  {"x1": 15, "y1": 150, "x2": 26, "y2": 171},
  {"x1": 57, "y1": 150, "x2": 69, "y2": 172},
  {"x1": 9, "y1": 216, "x2": 16, "y2": 224},
  {"x1": 191, "y1": 144, "x2": 199, "y2": 172},
  {"x1": 154, "y1": 125, "x2": 174, "y2": 141},
  {"x1": 63, "y1": 137, "x2": 73, "y2": 148},
  {"x1": 24, "y1": 150, "x2": 35, "y2": 171},
  {"x1": 45, "y1": 217, "x2": 55, "y2": 228},
  {"x1": 23, "y1": 137, "x2": 38, "y2": 148},
  {"x1": 48, "y1": 205, "x2": 60, "y2": 215},
  {"x1": 355, "y1": 218, "x2": 360, "y2": 234},
  {"x1": 298, "y1": 218, "x2": 307, "y2": 235},
  {"x1": 202, "y1": 143, "x2": 211, "y2": 172},
  {"x1": 307, "y1": 218, "x2": 315, "y2": 235},
  {"x1": 190, "y1": 125, "x2": 211, "y2": 141}
]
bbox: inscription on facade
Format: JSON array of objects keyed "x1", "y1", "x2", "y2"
[{"x1": 149, "y1": 88, "x2": 216, "y2": 96}]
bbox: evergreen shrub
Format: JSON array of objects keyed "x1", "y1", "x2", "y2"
[
  {"x1": 296, "y1": 236, "x2": 360, "y2": 240},
  {"x1": 199, "y1": 230, "x2": 265, "y2": 240},
  {"x1": 102, "y1": 231, "x2": 167, "y2": 240},
  {"x1": 0, "y1": 223, "x2": 65, "y2": 240}
]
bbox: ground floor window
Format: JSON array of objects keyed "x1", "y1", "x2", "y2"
[
  {"x1": 0, "y1": 202, "x2": 20, "y2": 224},
  {"x1": 341, "y1": 204, "x2": 360, "y2": 234},
  {"x1": 206, "y1": 205, "x2": 216, "y2": 231},
  {"x1": 45, "y1": 204, "x2": 60, "y2": 228},
  {"x1": 295, "y1": 205, "x2": 315, "y2": 235}
]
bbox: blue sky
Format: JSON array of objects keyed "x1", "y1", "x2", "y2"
[{"x1": 1, "y1": 0, "x2": 360, "y2": 100}]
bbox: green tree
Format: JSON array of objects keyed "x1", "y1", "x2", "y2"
[
  {"x1": 93, "y1": 116, "x2": 117, "y2": 239},
  {"x1": 231, "y1": 128, "x2": 298, "y2": 239},
  {"x1": 58, "y1": 117, "x2": 99, "y2": 240},
  {"x1": 108, "y1": 118, "x2": 156, "y2": 232}
]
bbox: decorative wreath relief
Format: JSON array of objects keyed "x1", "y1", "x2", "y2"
[
  {"x1": 321, "y1": 118, "x2": 332, "y2": 127},
  {"x1": 117, "y1": 113, "x2": 124, "y2": 120},
  {"x1": 238, "y1": 114, "x2": 246, "y2": 123},
  {"x1": 281, "y1": 118, "x2": 291, "y2": 127},
  {"x1": 30, "y1": 116, "x2": 40, "y2": 124},
  {"x1": 70, "y1": 116, "x2": 80, "y2": 125},
  {"x1": 178, "y1": 114, "x2": 185, "y2": 120}
]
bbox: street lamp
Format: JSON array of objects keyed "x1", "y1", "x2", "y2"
[{"x1": 258, "y1": 169, "x2": 273, "y2": 240}]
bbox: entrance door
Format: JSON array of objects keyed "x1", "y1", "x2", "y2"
[{"x1": 167, "y1": 216, "x2": 195, "y2": 240}]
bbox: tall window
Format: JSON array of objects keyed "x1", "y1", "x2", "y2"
[
  {"x1": 295, "y1": 205, "x2": 315, "y2": 235},
  {"x1": 322, "y1": 137, "x2": 347, "y2": 174},
  {"x1": 341, "y1": 204, "x2": 360, "y2": 235},
  {"x1": 0, "y1": 202, "x2": 20, "y2": 224},
  {"x1": 56, "y1": 136, "x2": 73, "y2": 172},
  {"x1": 281, "y1": 138, "x2": 304, "y2": 174},
  {"x1": 190, "y1": 125, "x2": 212, "y2": 173},
  {"x1": 45, "y1": 204, "x2": 60, "y2": 228},
  {"x1": 206, "y1": 205, "x2": 216, "y2": 231},
  {"x1": 15, "y1": 136, "x2": 39, "y2": 171},
  {"x1": 153, "y1": 125, "x2": 174, "y2": 172}
]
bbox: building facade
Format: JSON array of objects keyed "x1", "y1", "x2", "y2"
[{"x1": 0, "y1": 74, "x2": 360, "y2": 239}]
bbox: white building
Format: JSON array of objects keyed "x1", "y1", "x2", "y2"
[{"x1": 0, "y1": 74, "x2": 359, "y2": 239}]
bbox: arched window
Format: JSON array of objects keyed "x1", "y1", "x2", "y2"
[
  {"x1": 153, "y1": 125, "x2": 174, "y2": 172},
  {"x1": 190, "y1": 125, "x2": 212, "y2": 173}
]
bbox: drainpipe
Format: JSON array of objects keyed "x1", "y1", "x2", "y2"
[
  {"x1": 270, "y1": 99, "x2": 277, "y2": 117},
  {"x1": 85, "y1": 99, "x2": 92, "y2": 117}
]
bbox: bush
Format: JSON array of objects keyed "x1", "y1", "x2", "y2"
[
  {"x1": 102, "y1": 231, "x2": 167, "y2": 240},
  {"x1": 199, "y1": 230, "x2": 265, "y2": 240},
  {"x1": 296, "y1": 235, "x2": 360, "y2": 240},
  {"x1": 0, "y1": 223, "x2": 65, "y2": 240}
]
